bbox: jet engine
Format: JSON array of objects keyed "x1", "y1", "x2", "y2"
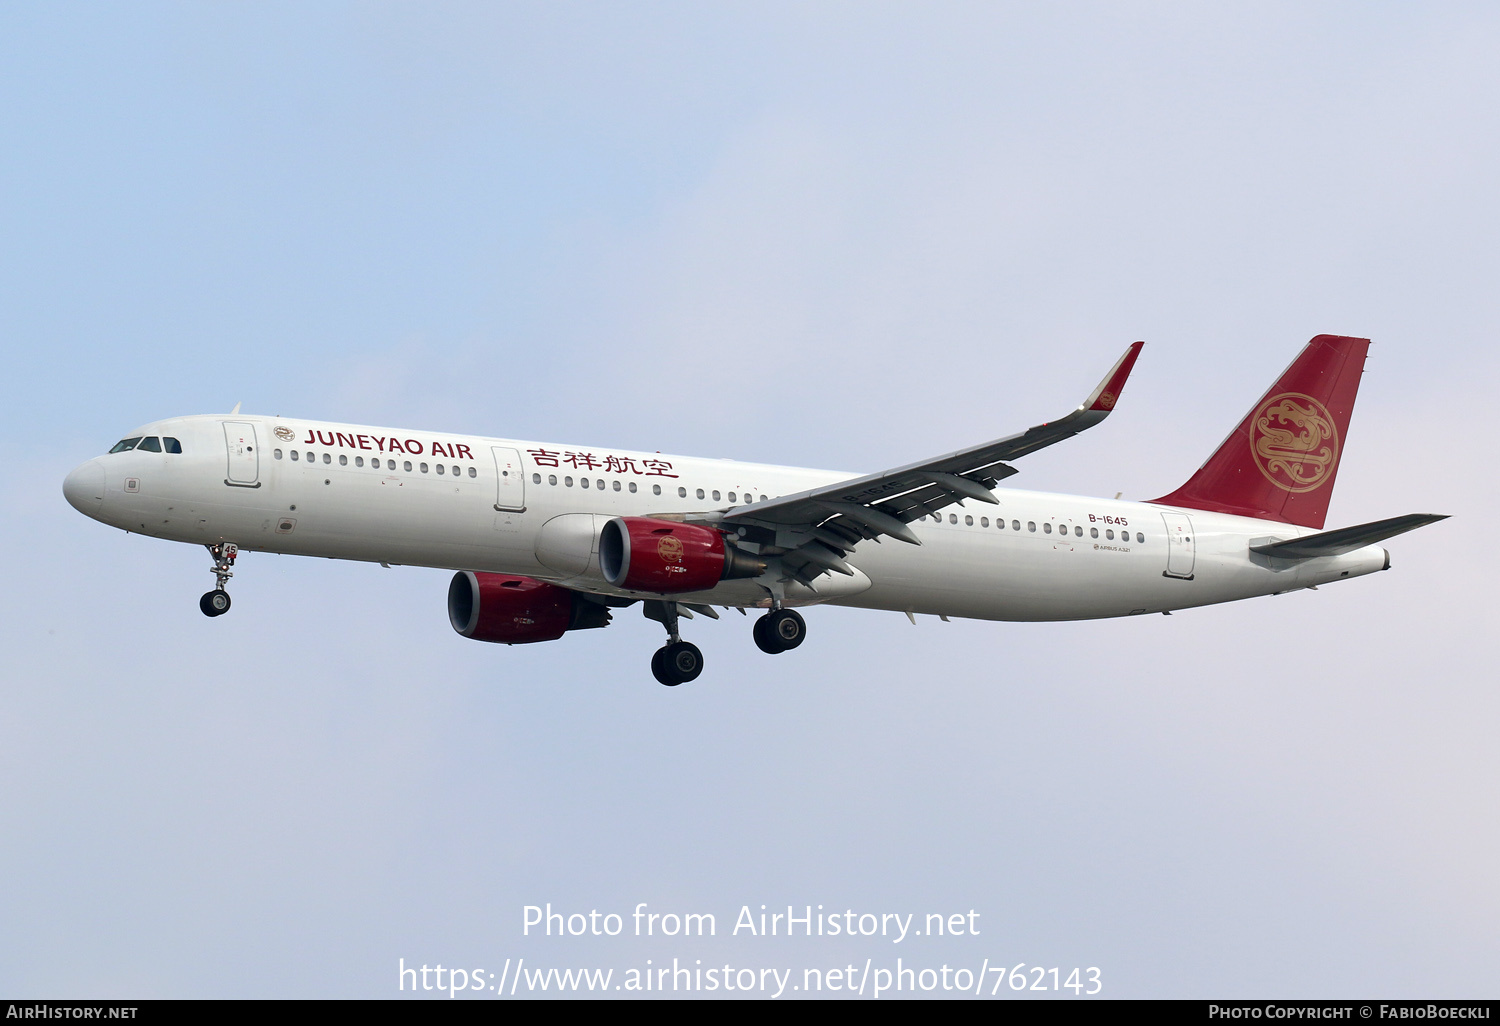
[
  {"x1": 598, "y1": 517, "x2": 764, "y2": 593},
  {"x1": 448, "y1": 571, "x2": 612, "y2": 644}
]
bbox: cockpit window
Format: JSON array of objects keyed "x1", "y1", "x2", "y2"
[
  {"x1": 137, "y1": 436, "x2": 162, "y2": 453},
  {"x1": 163, "y1": 437, "x2": 182, "y2": 454},
  {"x1": 109, "y1": 437, "x2": 142, "y2": 453}
]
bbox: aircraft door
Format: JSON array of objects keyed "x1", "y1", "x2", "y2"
[
  {"x1": 1160, "y1": 511, "x2": 1195, "y2": 579},
  {"x1": 491, "y1": 446, "x2": 526, "y2": 512},
  {"x1": 223, "y1": 422, "x2": 261, "y2": 487}
]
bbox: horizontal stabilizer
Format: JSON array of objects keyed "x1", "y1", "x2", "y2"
[{"x1": 1250, "y1": 513, "x2": 1448, "y2": 559}]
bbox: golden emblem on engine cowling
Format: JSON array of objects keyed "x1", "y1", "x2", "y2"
[
  {"x1": 657, "y1": 535, "x2": 684, "y2": 563},
  {"x1": 1249, "y1": 391, "x2": 1339, "y2": 492}
]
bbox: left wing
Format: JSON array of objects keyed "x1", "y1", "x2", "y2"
[{"x1": 692, "y1": 341, "x2": 1144, "y2": 587}]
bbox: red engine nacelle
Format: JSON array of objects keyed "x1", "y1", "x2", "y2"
[
  {"x1": 598, "y1": 517, "x2": 764, "y2": 593},
  {"x1": 448, "y1": 572, "x2": 612, "y2": 645}
]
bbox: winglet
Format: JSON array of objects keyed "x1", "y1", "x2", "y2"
[{"x1": 1081, "y1": 341, "x2": 1144, "y2": 413}]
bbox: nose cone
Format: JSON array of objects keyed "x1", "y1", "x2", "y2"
[{"x1": 63, "y1": 459, "x2": 105, "y2": 517}]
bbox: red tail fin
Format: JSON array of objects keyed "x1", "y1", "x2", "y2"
[{"x1": 1150, "y1": 335, "x2": 1370, "y2": 529}]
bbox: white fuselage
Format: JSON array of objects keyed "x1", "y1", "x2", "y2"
[{"x1": 65, "y1": 414, "x2": 1389, "y2": 621}]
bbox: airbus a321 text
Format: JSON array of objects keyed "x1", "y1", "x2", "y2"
[{"x1": 64, "y1": 335, "x2": 1444, "y2": 686}]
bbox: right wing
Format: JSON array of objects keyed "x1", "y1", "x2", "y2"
[{"x1": 691, "y1": 342, "x2": 1145, "y2": 586}]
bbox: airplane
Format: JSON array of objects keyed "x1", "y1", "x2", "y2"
[{"x1": 62, "y1": 334, "x2": 1445, "y2": 686}]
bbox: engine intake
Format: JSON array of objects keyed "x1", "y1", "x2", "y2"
[
  {"x1": 598, "y1": 517, "x2": 764, "y2": 593},
  {"x1": 448, "y1": 572, "x2": 611, "y2": 645}
]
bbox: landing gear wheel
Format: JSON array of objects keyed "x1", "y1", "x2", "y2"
[
  {"x1": 754, "y1": 609, "x2": 805, "y2": 653},
  {"x1": 651, "y1": 647, "x2": 675, "y2": 686},
  {"x1": 199, "y1": 589, "x2": 231, "y2": 617},
  {"x1": 753, "y1": 614, "x2": 780, "y2": 654},
  {"x1": 652, "y1": 641, "x2": 704, "y2": 686}
]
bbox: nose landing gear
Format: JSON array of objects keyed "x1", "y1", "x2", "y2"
[
  {"x1": 200, "y1": 542, "x2": 237, "y2": 617},
  {"x1": 753, "y1": 608, "x2": 805, "y2": 654}
]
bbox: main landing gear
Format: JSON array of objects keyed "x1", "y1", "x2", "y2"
[
  {"x1": 200, "y1": 542, "x2": 237, "y2": 618},
  {"x1": 753, "y1": 608, "x2": 806, "y2": 654},
  {"x1": 651, "y1": 642, "x2": 704, "y2": 687},
  {"x1": 644, "y1": 600, "x2": 703, "y2": 687},
  {"x1": 643, "y1": 601, "x2": 810, "y2": 685}
]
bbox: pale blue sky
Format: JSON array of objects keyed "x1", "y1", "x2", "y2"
[{"x1": 2, "y1": 2, "x2": 1495, "y2": 998}]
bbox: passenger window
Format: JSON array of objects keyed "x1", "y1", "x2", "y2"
[
  {"x1": 1106, "y1": 529, "x2": 1114, "y2": 540},
  {"x1": 980, "y1": 517, "x2": 989, "y2": 527},
  {"x1": 1043, "y1": 523, "x2": 1052, "y2": 534},
  {"x1": 323, "y1": 453, "x2": 331, "y2": 464},
  {"x1": 949, "y1": 514, "x2": 957, "y2": 524},
  {"x1": 1075, "y1": 526, "x2": 1083, "y2": 537},
  {"x1": 274, "y1": 449, "x2": 283, "y2": 460},
  {"x1": 530, "y1": 472, "x2": 538, "y2": 483},
  {"x1": 712, "y1": 490, "x2": 721, "y2": 501},
  {"x1": 137, "y1": 436, "x2": 161, "y2": 452},
  {"x1": 163, "y1": 437, "x2": 182, "y2": 454},
  {"x1": 581, "y1": 477, "x2": 590, "y2": 489},
  {"x1": 696, "y1": 488, "x2": 705, "y2": 500},
  {"x1": 629, "y1": 482, "x2": 637, "y2": 493},
  {"x1": 387, "y1": 459, "x2": 396, "y2": 470},
  {"x1": 451, "y1": 466, "x2": 459, "y2": 476},
  {"x1": 1027, "y1": 521, "x2": 1036, "y2": 532},
  {"x1": 339, "y1": 454, "x2": 348, "y2": 466},
  {"x1": 613, "y1": 480, "x2": 621, "y2": 492},
  {"x1": 548, "y1": 474, "x2": 557, "y2": 485},
  {"x1": 1136, "y1": 532, "x2": 1144, "y2": 543},
  {"x1": 108, "y1": 437, "x2": 142, "y2": 453},
  {"x1": 1012, "y1": 520, "x2": 1020, "y2": 531},
  {"x1": 356, "y1": 456, "x2": 364, "y2": 467},
  {"x1": 307, "y1": 452, "x2": 315, "y2": 462},
  {"x1": 565, "y1": 476, "x2": 574, "y2": 487},
  {"x1": 468, "y1": 467, "x2": 476, "y2": 478},
  {"x1": 420, "y1": 463, "x2": 429, "y2": 473},
  {"x1": 678, "y1": 487, "x2": 687, "y2": 498},
  {"x1": 290, "y1": 451, "x2": 300, "y2": 461},
  {"x1": 401, "y1": 460, "x2": 410, "y2": 472},
  {"x1": 964, "y1": 515, "x2": 973, "y2": 526},
  {"x1": 1090, "y1": 527, "x2": 1098, "y2": 539},
  {"x1": 760, "y1": 495, "x2": 768, "y2": 502},
  {"x1": 728, "y1": 492, "x2": 736, "y2": 503}
]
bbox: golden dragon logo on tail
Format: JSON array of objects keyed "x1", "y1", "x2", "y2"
[{"x1": 1250, "y1": 392, "x2": 1339, "y2": 492}]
